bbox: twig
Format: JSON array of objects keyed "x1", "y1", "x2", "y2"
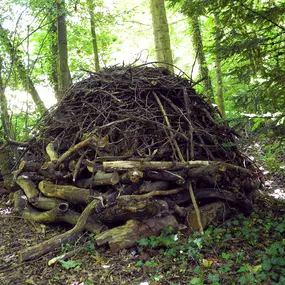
[
  {"x1": 153, "y1": 91, "x2": 185, "y2": 162},
  {"x1": 183, "y1": 87, "x2": 195, "y2": 160},
  {"x1": 188, "y1": 182, "x2": 204, "y2": 234}
]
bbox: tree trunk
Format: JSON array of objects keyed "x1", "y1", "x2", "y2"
[
  {"x1": 189, "y1": 14, "x2": 214, "y2": 100},
  {"x1": 50, "y1": 21, "x2": 60, "y2": 101},
  {"x1": 57, "y1": 0, "x2": 72, "y2": 94},
  {"x1": 0, "y1": 57, "x2": 11, "y2": 138},
  {"x1": 87, "y1": 0, "x2": 100, "y2": 72},
  {"x1": 150, "y1": 0, "x2": 174, "y2": 73},
  {"x1": 214, "y1": 14, "x2": 225, "y2": 116},
  {"x1": 0, "y1": 24, "x2": 47, "y2": 115}
]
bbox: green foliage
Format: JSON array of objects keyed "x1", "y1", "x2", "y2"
[
  {"x1": 59, "y1": 260, "x2": 82, "y2": 270},
  {"x1": 137, "y1": 207, "x2": 285, "y2": 284},
  {"x1": 60, "y1": 243, "x2": 74, "y2": 253}
]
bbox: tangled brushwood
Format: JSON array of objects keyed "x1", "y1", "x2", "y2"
[{"x1": 9, "y1": 65, "x2": 262, "y2": 262}]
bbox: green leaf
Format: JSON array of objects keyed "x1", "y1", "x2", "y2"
[
  {"x1": 207, "y1": 273, "x2": 220, "y2": 282},
  {"x1": 137, "y1": 238, "x2": 150, "y2": 247},
  {"x1": 59, "y1": 260, "x2": 82, "y2": 270},
  {"x1": 136, "y1": 260, "x2": 144, "y2": 266},
  {"x1": 221, "y1": 252, "x2": 231, "y2": 259},
  {"x1": 237, "y1": 263, "x2": 250, "y2": 272},
  {"x1": 193, "y1": 238, "x2": 203, "y2": 249},
  {"x1": 262, "y1": 257, "x2": 272, "y2": 271},
  {"x1": 189, "y1": 277, "x2": 203, "y2": 285}
]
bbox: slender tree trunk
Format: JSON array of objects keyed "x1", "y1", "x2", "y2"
[
  {"x1": 50, "y1": 21, "x2": 60, "y2": 101},
  {"x1": 87, "y1": 0, "x2": 100, "y2": 72},
  {"x1": 150, "y1": 0, "x2": 174, "y2": 73},
  {"x1": 0, "y1": 24, "x2": 47, "y2": 115},
  {"x1": 57, "y1": 0, "x2": 72, "y2": 93},
  {"x1": 214, "y1": 14, "x2": 225, "y2": 116},
  {"x1": 0, "y1": 58, "x2": 11, "y2": 139},
  {"x1": 0, "y1": 57, "x2": 15, "y2": 182},
  {"x1": 189, "y1": 14, "x2": 214, "y2": 100}
]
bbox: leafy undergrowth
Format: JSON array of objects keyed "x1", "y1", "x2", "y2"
[{"x1": 135, "y1": 199, "x2": 285, "y2": 285}]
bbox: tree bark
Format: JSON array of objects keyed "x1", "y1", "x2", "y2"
[
  {"x1": 214, "y1": 13, "x2": 225, "y2": 116},
  {"x1": 150, "y1": 0, "x2": 174, "y2": 73},
  {"x1": 57, "y1": 0, "x2": 72, "y2": 94},
  {"x1": 0, "y1": 57, "x2": 12, "y2": 138},
  {"x1": 49, "y1": 21, "x2": 60, "y2": 100},
  {"x1": 0, "y1": 24, "x2": 47, "y2": 115},
  {"x1": 95, "y1": 215, "x2": 179, "y2": 251},
  {"x1": 87, "y1": 0, "x2": 100, "y2": 71},
  {"x1": 189, "y1": 14, "x2": 214, "y2": 100},
  {"x1": 38, "y1": 180, "x2": 100, "y2": 205}
]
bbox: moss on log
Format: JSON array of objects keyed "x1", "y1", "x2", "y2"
[{"x1": 95, "y1": 215, "x2": 179, "y2": 251}]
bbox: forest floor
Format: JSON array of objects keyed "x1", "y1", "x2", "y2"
[{"x1": 0, "y1": 171, "x2": 284, "y2": 285}]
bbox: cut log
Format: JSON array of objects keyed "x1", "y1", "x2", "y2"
[
  {"x1": 46, "y1": 142, "x2": 59, "y2": 162},
  {"x1": 138, "y1": 181, "x2": 170, "y2": 193},
  {"x1": 193, "y1": 188, "x2": 253, "y2": 214},
  {"x1": 97, "y1": 197, "x2": 170, "y2": 224},
  {"x1": 18, "y1": 198, "x2": 102, "y2": 262},
  {"x1": 16, "y1": 175, "x2": 39, "y2": 203},
  {"x1": 13, "y1": 190, "x2": 28, "y2": 213},
  {"x1": 120, "y1": 170, "x2": 144, "y2": 184},
  {"x1": 185, "y1": 202, "x2": 234, "y2": 232},
  {"x1": 22, "y1": 202, "x2": 69, "y2": 223},
  {"x1": 13, "y1": 160, "x2": 41, "y2": 179},
  {"x1": 95, "y1": 215, "x2": 179, "y2": 251},
  {"x1": 31, "y1": 196, "x2": 67, "y2": 210},
  {"x1": 38, "y1": 180, "x2": 101, "y2": 204},
  {"x1": 22, "y1": 205, "x2": 105, "y2": 234},
  {"x1": 75, "y1": 170, "x2": 120, "y2": 188}
]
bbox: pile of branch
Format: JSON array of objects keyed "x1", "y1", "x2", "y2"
[{"x1": 9, "y1": 65, "x2": 261, "y2": 262}]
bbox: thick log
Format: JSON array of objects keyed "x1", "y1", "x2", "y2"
[
  {"x1": 97, "y1": 197, "x2": 170, "y2": 224},
  {"x1": 31, "y1": 196, "x2": 66, "y2": 210},
  {"x1": 75, "y1": 170, "x2": 120, "y2": 188},
  {"x1": 46, "y1": 142, "x2": 59, "y2": 162},
  {"x1": 120, "y1": 169, "x2": 144, "y2": 184},
  {"x1": 95, "y1": 215, "x2": 179, "y2": 251},
  {"x1": 16, "y1": 175, "x2": 39, "y2": 202},
  {"x1": 186, "y1": 202, "x2": 234, "y2": 232},
  {"x1": 18, "y1": 160, "x2": 41, "y2": 172},
  {"x1": 138, "y1": 181, "x2": 170, "y2": 193},
  {"x1": 13, "y1": 190, "x2": 28, "y2": 213},
  {"x1": 22, "y1": 205, "x2": 105, "y2": 234},
  {"x1": 40, "y1": 162, "x2": 68, "y2": 180},
  {"x1": 22, "y1": 202, "x2": 69, "y2": 223},
  {"x1": 194, "y1": 188, "x2": 253, "y2": 214},
  {"x1": 18, "y1": 198, "x2": 102, "y2": 262},
  {"x1": 13, "y1": 160, "x2": 41, "y2": 180},
  {"x1": 38, "y1": 181, "x2": 101, "y2": 204}
]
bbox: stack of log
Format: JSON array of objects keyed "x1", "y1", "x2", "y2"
[{"x1": 9, "y1": 65, "x2": 262, "y2": 262}]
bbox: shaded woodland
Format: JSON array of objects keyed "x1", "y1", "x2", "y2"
[{"x1": 0, "y1": 0, "x2": 284, "y2": 284}]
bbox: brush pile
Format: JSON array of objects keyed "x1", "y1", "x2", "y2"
[{"x1": 10, "y1": 65, "x2": 261, "y2": 262}]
